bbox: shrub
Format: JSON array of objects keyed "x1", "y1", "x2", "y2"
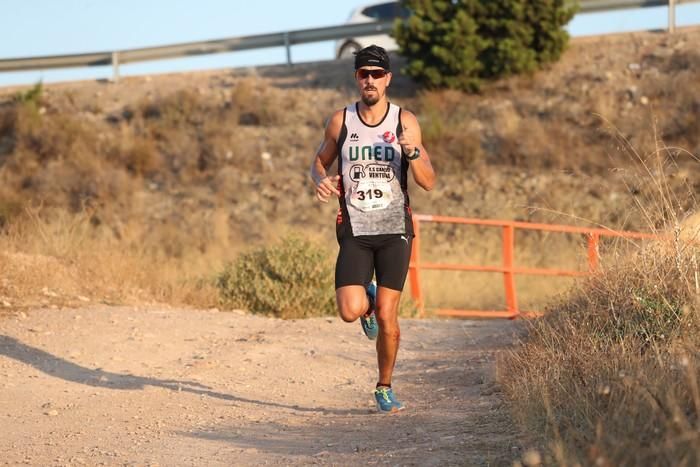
[
  {"x1": 500, "y1": 240, "x2": 700, "y2": 465},
  {"x1": 641, "y1": 50, "x2": 700, "y2": 152},
  {"x1": 216, "y1": 234, "x2": 336, "y2": 319},
  {"x1": 121, "y1": 137, "x2": 162, "y2": 177},
  {"x1": 413, "y1": 90, "x2": 485, "y2": 170},
  {"x1": 394, "y1": 0, "x2": 577, "y2": 91},
  {"x1": 0, "y1": 194, "x2": 23, "y2": 229},
  {"x1": 15, "y1": 82, "x2": 43, "y2": 109},
  {"x1": 497, "y1": 124, "x2": 699, "y2": 464},
  {"x1": 231, "y1": 78, "x2": 285, "y2": 126},
  {"x1": 140, "y1": 89, "x2": 206, "y2": 127}
]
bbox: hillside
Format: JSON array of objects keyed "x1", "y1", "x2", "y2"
[{"x1": 0, "y1": 28, "x2": 698, "y2": 311}]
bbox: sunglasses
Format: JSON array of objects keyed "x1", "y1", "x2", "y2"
[{"x1": 357, "y1": 69, "x2": 389, "y2": 80}]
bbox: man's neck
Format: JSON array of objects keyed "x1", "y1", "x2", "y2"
[{"x1": 357, "y1": 99, "x2": 389, "y2": 125}]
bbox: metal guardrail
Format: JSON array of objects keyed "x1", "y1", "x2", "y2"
[
  {"x1": 0, "y1": 0, "x2": 697, "y2": 82},
  {"x1": 0, "y1": 20, "x2": 396, "y2": 81}
]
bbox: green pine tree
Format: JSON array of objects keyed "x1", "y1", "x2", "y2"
[{"x1": 394, "y1": 0, "x2": 578, "y2": 91}]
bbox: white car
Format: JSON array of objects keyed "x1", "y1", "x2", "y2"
[{"x1": 334, "y1": 1, "x2": 410, "y2": 59}]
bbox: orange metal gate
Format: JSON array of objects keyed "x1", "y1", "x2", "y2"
[{"x1": 408, "y1": 214, "x2": 656, "y2": 319}]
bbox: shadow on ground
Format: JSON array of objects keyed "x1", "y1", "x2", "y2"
[{"x1": 0, "y1": 334, "x2": 367, "y2": 416}]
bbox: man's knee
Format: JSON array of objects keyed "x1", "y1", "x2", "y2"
[
  {"x1": 338, "y1": 307, "x2": 360, "y2": 323},
  {"x1": 376, "y1": 310, "x2": 400, "y2": 337},
  {"x1": 337, "y1": 295, "x2": 367, "y2": 323},
  {"x1": 376, "y1": 296, "x2": 400, "y2": 321}
]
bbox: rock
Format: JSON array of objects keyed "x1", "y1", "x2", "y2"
[{"x1": 41, "y1": 287, "x2": 59, "y2": 298}]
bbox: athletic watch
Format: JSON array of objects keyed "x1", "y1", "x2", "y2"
[{"x1": 406, "y1": 147, "x2": 421, "y2": 160}]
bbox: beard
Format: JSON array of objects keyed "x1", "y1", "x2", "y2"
[{"x1": 361, "y1": 87, "x2": 381, "y2": 106}]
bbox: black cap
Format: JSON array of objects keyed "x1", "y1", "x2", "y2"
[{"x1": 354, "y1": 45, "x2": 390, "y2": 71}]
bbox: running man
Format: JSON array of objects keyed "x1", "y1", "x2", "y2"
[{"x1": 310, "y1": 45, "x2": 436, "y2": 413}]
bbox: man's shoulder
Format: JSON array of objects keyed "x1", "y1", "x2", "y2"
[
  {"x1": 398, "y1": 108, "x2": 418, "y2": 123},
  {"x1": 330, "y1": 103, "x2": 358, "y2": 122},
  {"x1": 324, "y1": 107, "x2": 349, "y2": 136},
  {"x1": 327, "y1": 108, "x2": 346, "y2": 125},
  {"x1": 395, "y1": 104, "x2": 413, "y2": 116}
]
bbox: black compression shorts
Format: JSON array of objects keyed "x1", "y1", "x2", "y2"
[{"x1": 335, "y1": 225, "x2": 413, "y2": 291}]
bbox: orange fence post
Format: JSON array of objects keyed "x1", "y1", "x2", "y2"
[
  {"x1": 409, "y1": 217, "x2": 425, "y2": 317},
  {"x1": 502, "y1": 224, "x2": 519, "y2": 318},
  {"x1": 587, "y1": 233, "x2": 600, "y2": 272}
]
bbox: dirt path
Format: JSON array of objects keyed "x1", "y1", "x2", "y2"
[{"x1": 0, "y1": 306, "x2": 524, "y2": 466}]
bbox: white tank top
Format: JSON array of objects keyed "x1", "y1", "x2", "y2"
[{"x1": 337, "y1": 102, "x2": 411, "y2": 236}]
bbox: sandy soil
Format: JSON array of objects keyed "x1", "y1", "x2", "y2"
[{"x1": 0, "y1": 306, "x2": 524, "y2": 466}]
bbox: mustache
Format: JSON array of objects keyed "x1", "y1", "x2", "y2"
[{"x1": 363, "y1": 86, "x2": 377, "y2": 91}]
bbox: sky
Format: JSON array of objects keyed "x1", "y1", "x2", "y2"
[{"x1": 1, "y1": 0, "x2": 700, "y2": 87}]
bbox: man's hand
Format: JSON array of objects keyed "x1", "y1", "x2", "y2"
[
  {"x1": 399, "y1": 124, "x2": 417, "y2": 157},
  {"x1": 315, "y1": 175, "x2": 341, "y2": 203}
]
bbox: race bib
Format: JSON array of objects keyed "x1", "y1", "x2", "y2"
[{"x1": 350, "y1": 180, "x2": 393, "y2": 212}]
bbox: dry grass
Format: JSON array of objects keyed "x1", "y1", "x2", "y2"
[
  {"x1": 499, "y1": 132, "x2": 700, "y2": 465},
  {"x1": 0, "y1": 207, "x2": 221, "y2": 311},
  {"x1": 501, "y1": 239, "x2": 699, "y2": 466}
]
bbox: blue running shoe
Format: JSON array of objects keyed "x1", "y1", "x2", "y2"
[
  {"x1": 374, "y1": 387, "x2": 405, "y2": 413},
  {"x1": 360, "y1": 281, "x2": 378, "y2": 340}
]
